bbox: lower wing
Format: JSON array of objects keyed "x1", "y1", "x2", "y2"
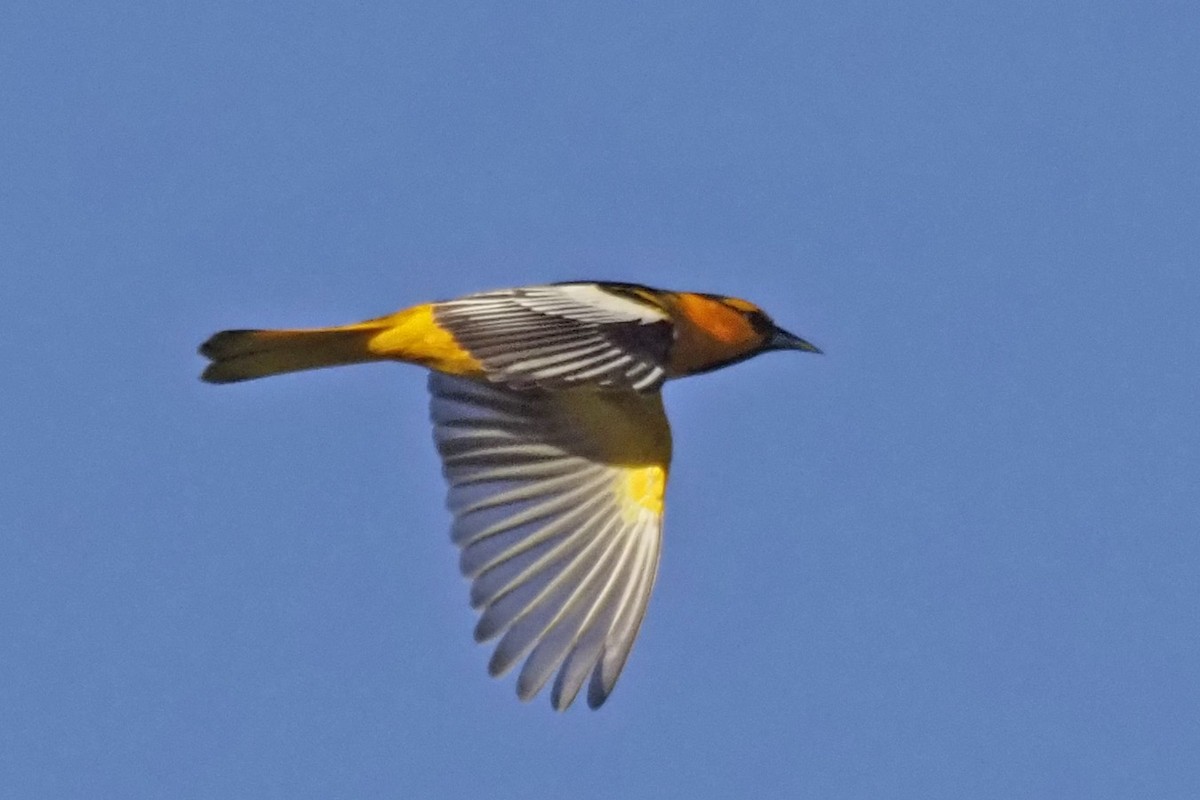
[{"x1": 428, "y1": 373, "x2": 671, "y2": 709}]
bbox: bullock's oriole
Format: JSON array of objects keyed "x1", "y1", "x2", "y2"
[{"x1": 200, "y1": 281, "x2": 820, "y2": 710}]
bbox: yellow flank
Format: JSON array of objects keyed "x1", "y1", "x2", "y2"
[
  {"x1": 364, "y1": 304, "x2": 483, "y2": 376},
  {"x1": 620, "y1": 465, "x2": 667, "y2": 520}
]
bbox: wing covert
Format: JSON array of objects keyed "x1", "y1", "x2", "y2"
[{"x1": 433, "y1": 284, "x2": 674, "y2": 392}]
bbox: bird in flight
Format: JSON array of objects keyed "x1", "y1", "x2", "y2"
[{"x1": 199, "y1": 281, "x2": 821, "y2": 710}]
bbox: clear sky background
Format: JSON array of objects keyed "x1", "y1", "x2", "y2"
[{"x1": 4, "y1": 2, "x2": 1199, "y2": 798}]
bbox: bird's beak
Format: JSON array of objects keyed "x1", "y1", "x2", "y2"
[{"x1": 767, "y1": 326, "x2": 822, "y2": 354}]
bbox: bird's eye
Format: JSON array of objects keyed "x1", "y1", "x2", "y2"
[{"x1": 744, "y1": 309, "x2": 773, "y2": 333}]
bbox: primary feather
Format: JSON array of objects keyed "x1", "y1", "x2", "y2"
[{"x1": 429, "y1": 373, "x2": 669, "y2": 709}]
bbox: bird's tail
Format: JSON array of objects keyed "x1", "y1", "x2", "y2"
[
  {"x1": 199, "y1": 303, "x2": 483, "y2": 384},
  {"x1": 199, "y1": 324, "x2": 387, "y2": 384}
]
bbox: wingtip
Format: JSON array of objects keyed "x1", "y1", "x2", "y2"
[{"x1": 586, "y1": 669, "x2": 612, "y2": 710}]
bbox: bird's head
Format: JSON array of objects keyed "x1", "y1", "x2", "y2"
[
  {"x1": 718, "y1": 296, "x2": 823, "y2": 355},
  {"x1": 668, "y1": 292, "x2": 821, "y2": 376}
]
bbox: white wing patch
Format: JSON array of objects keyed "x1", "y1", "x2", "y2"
[
  {"x1": 433, "y1": 284, "x2": 673, "y2": 392},
  {"x1": 429, "y1": 373, "x2": 668, "y2": 709}
]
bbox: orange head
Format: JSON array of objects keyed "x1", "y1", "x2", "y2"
[{"x1": 667, "y1": 291, "x2": 821, "y2": 377}]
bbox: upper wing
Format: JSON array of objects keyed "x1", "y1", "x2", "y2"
[
  {"x1": 429, "y1": 372, "x2": 671, "y2": 709},
  {"x1": 433, "y1": 283, "x2": 675, "y2": 392}
]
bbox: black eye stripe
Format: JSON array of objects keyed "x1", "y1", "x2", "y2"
[{"x1": 745, "y1": 309, "x2": 774, "y2": 333}]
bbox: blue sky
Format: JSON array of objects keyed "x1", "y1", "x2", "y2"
[{"x1": 4, "y1": 2, "x2": 1199, "y2": 797}]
